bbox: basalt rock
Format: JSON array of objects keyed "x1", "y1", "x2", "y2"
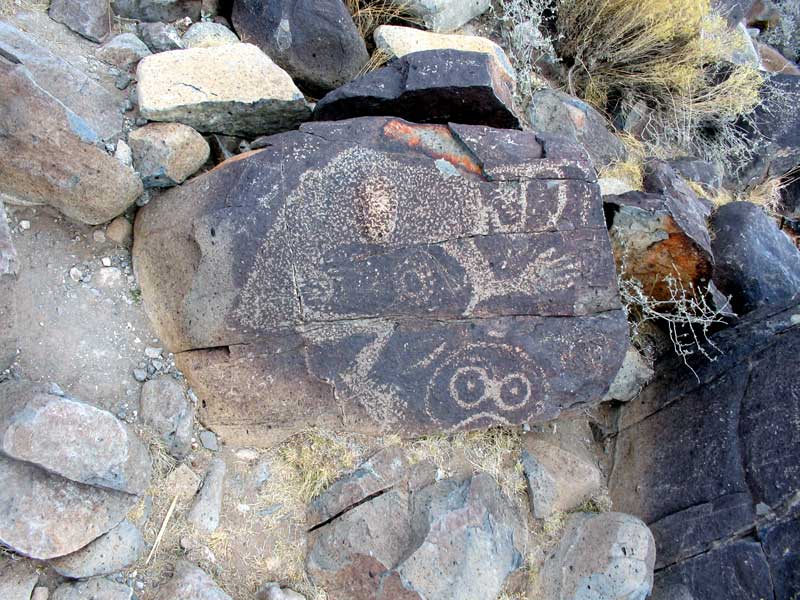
[
  {"x1": 232, "y1": 0, "x2": 368, "y2": 95},
  {"x1": 133, "y1": 117, "x2": 628, "y2": 445},
  {"x1": 313, "y1": 50, "x2": 519, "y2": 129},
  {"x1": 605, "y1": 161, "x2": 714, "y2": 303},
  {"x1": 710, "y1": 201, "x2": 800, "y2": 314},
  {"x1": 386, "y1": 0, "x2": 491, "y2": 32},
  {"x1": 48, "y1": 0, "x2": 111, "y2": 43},
  {"x1": 610, "y1": 298, "x2": 800, "y2": 599}
]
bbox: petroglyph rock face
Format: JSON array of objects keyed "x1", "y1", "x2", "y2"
[{"x1": 133, "y1": 117, "x2": 628, "y2": 444}]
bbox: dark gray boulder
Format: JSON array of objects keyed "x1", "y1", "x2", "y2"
[
  {"x1": 527, "y1": 88, "x2": 627, "y2": 169},
  {"x1": 667, "y1": 157, "x2": 723, "y2": 193},
  {"x1": 111, "y1": 0, "x2": 200, "y2": 22},
  {"x1": 610, "y1": 298, "x2": 800, "y2": 599},
  {"x1": 232, "y1": 0, "x2": 368, "y2": 96},
  {"x1": 133, "y1": 117, "x2": 628, "y2": 445},
  {"x1": 732, "y1": 73, "x2": 800, "y2": 187},
  {"x1": 313, "y1": 49, "x2": 520, "y2": 129},
  {"x1": 710, "y1": 201, "x2": 800, "y2": 314},
  {"x1": 49, "y1": 0, "x2": 111, "y2": 43}
]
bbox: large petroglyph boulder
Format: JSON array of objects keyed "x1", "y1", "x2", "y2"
[{"x1": 133, "y1": 117, "x2": 629, "y2": 445}]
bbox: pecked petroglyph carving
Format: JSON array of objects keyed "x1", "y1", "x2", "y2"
[{"x1": 133, "y1": 117, "x2": 629, "y2": 444}]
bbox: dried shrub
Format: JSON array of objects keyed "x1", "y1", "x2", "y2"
[{"x1": 344, "y1": 0, "x2": 420, "y2": 39}]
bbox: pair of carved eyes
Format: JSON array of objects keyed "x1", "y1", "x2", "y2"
[{"x1": 448, "y1": 366, "x2": 532, "y2": 411}]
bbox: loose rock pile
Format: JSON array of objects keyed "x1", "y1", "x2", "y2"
[{"x1": 0, "y1": 0, "x2": 799, "y2": 598}]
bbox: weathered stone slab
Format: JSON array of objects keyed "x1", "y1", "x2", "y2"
[
  {"x1": 314, "y1": 49, "x2": 519, "y2": 129},
  {"x1": 386, "y1": 0, "x2": 490, "y2": 32},
  {"x1": 610, "y1": 298, "x2": 800, "y2": 598},
  {"x1": 0, "y1": 61, "x2": 142, "y2": 224},
  {"x1": 0, "y1": 20, "x2": 124, "y2": 141},
  {"x1": 49, "y1": 0, "x2": 111, "y2": 43},
  {"x1": 134, "y1": 117, "x2": 628, "y2": 443},
  {"x1": 0, "y1": 455, "x2": 138, "y2": 560}
]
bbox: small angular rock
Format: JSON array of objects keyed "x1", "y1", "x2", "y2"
[
  {"x1": 0, "y1": 201, "x2": 18, "y2": 277},
  {"x1": 0, "y1": 559, "x2": 38, "y2": 600},
  {"x1": 375, "y1": 25, "x2": 515, "y2": 80},
  {"x1": 51, "y1": 578, "x2": 134, "y2": 600},
  {"x1": 710, "y1": 201, "x2": 800, "y2": 315},
  {"x1": 129, "y1": 123, "x2": 210, "y2": 188},
  {"x1": 138, "y1": 22, "x2": 183, "y2": 52},
  {"x1": 96, "y1": 33, "x2": 151, "y2": 70},
  {"x1": 603, "y1": 347, "x2": 654, "y2": 402},
  {"x1": 314, "y1": 49, "x2": 520, "y2": 129},
  {"x1": 187, "y1": 458, "x2": 226, "y2": 534},
  {"x1": 50, "y1": 520, "x2": 144, "y2": 579},
  {"x1": 106, "y1": 217, "x2": 133, "y2": 246},
  {"x1": 540, "y1": 512, "x2": 656, "y2": 600},
  {"x1": 140, "y1": 377, "x2": 194, "y2": 458},
  {"x1": 182, "y1": 22, "x2": 239, "y2": 48},
  {"x1": 49, "y1": 0, "x2": 111, "y2": 43},
  {"x1": 387, "y1": 0, "x2": 490, "y2": 32},
  {"x1": 528, "y1": 88, "x2": 626, "y2": 169},
  {"x1": 522, "y1": 442, "x2": 602, "y2": 519},
  {"x1": 153, "y1": 561, "x2": 232, "y2": 600},
  {"x1": 136, "y1": 44, "x2": 310, "y2": 137},
  {"x1": 232, "y1": 0, "x2": 368, "y2": 95},
  {"x1": 0, "y1": 380, "x2": 151, "y2": 495}
]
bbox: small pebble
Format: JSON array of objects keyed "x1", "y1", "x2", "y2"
[
  {"x1": 101, "y1": 257, "x2": 112, "y2": 267},
  {"x1": 19, "y1": 220, "x2": 31, "y2": 230},
  {"x1": 93, "y1": 230, "x2": 107, "y2": 243},
  {"x1": 69, "y1": 266, "x2": 83, "y2": 282},
  {"x1": 199, "y1": 430, "x2": 219, "y2": 451},
  {"x1": 133, "y1": 368, "x2": 148, "y2": 382},
  {"x1": 144, "y1": 346, "x2": 163, "y2": 358}
]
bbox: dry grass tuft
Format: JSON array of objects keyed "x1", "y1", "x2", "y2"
[
  {"x1": 344, "y1": 0, "x2": 421, "y2": 40},
  {"x1": 357, "y1": 48, "x2": 392, "y2": 76}
]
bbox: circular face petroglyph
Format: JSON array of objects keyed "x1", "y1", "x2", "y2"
[{"x1": 425, "y1": 342, "x2": 547, "y2": 427}]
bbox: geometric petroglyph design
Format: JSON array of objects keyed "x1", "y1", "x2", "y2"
[{"x1": 426, "y1": 341, "x2": 548, "y2": 429}]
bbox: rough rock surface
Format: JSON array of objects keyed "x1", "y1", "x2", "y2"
[
  {"x1": 308, "y1": 446, "x2": 408, "y2": 529},
  {"x1": 187, "y1": 457, "x2": 226, "y2": 534},
  {"x1": 734, "y1": 73, "x2": 800, "y2": 187},
  {"x1": 522, "y1": 440, "x2": 602, "y2": 519},
  {"x1": 307, "y1": 472, "x2": 526, "y2": 600},
  {"x1": 182, "y1": 22, "x2": 239, "y2": 48},
  {"x1": 232, "y1": 0, "x2": 368, "y2": 95},
  {"x1": 140, "y1": 376, "x2": 194, "y2": 458},
  {"x1": 527, "y1": 89, "x2": 627, "y2": 169},
  {"x1": 313, "y1": 50, "x2": 519, "y2": 129},
  {"x1": 138, "y1": 21, "x2": 183, "y2": 52},
  {"x1": 111, "y1": 0, "x2": 200, "y2": 22},
  {"x1": 605, "y1": 161, "x2": 714, "y2": 302},
  {"x1": 95, "y1": 33, "x2": 151, "y2": 69},
  {"x1": 667, "y1": 157, "x2": 723, "y2": 192},
  {"x1": 129, "y1": 123, "x2": 210, "y2": 188},
  {"x1": 374, "y1": 25, "x2": 515, "y2": 81},
  {"x1": 387, "y1": 0, "x2": 490, "y2": 32},
  {"x1": 0, "y1": 20, "x2": 124, "y2": 142},
  {"x1": 0, "y1": 200, "x2": 18, "y2": 277},
  {"x1": 0, "y1": 381, "x2": 151, "y2": 495},
  {"x1": 133, "y1": 117, "x2": 628, "y2": 444},
  {"x1": 136, "y1": 43, "x2": 310, "y2": 137},
  {"x1": 710, "y1": 201, "x2": 800, "y2": 315},
  {"x1": 610, "y1": 299, "x2": 800, "y2": 599},
  {"x1": 0, "y1": 61, "x2": 142, "y2": 224},
  {"x1": 48, "y1": 0, "x2": 111, "y2": 43},
  {"x1": 52, "y1": 578, "x2": 134, "y2": 600},
  {"x1": 0, "y1": 455, "x2": 138, "y2": 560},
  {"x1": 540, "y1": 512, "x2": 656, "y2": 600},
  {"x1": 50, "y1": 520, "x2": 144, "y2": 579},
  {"x1": 0, "y1": 559, "x2": 38, "y2": 600},
  {"x1": 603, "y1": 347, "x2": 654, "y2": 403},
  {"x1": 153, "y1": 561, "x2": 232, "y2": 600}
]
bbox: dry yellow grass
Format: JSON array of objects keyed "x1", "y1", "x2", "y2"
[{"x1": 344, "y1": 0, "x2": 421, "y2": 39}]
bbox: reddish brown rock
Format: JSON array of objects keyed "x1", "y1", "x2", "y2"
[{"x1": 134, "y1": 117, "x2": 628, "y2": 444}]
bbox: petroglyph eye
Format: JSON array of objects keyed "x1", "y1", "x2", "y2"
[
  {"x1": 449, "y1": 366, "x2": 489, "y2": 408},
  {"x1": 498, "y1": 374, "x2": 531, "y2": 410},
  {"x1": 355, "y1": 176, "x2": 398, "y2": 244}
]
